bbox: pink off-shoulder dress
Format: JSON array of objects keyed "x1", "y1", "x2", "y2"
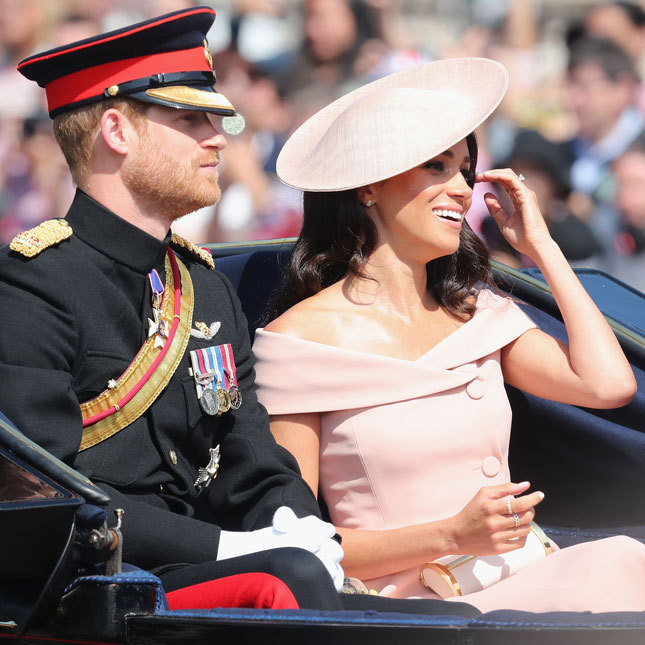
[{"x1": 253, "y1": 290, "x2": 645, "y2": 613}]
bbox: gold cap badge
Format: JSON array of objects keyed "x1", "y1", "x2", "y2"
[{"x1": 203, "y1": 39, "x2": 213, "y2": 69}]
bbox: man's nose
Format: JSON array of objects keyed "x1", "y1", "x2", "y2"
[
  {"x1": 204, "y1": 114, "x2": 227, "y2": 150},
  {"x1": 203, "y1": 129, "x2": 227, "y2": 150}
]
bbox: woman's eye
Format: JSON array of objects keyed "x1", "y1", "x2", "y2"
[{"x1": 423, "y1": 160, "x2": 447, "y2": 173}]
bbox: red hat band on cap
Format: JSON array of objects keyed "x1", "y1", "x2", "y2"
[{"x1": 45, "y1": 46, "x2": 211, "y2": 114}]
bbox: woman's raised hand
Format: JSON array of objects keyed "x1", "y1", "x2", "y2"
[
  {"x1": 476, "y1": 169, "x2": 553, "y2": 259},
  {"x1": 446, "y1": 481, "x2": 545, "y2": 556}
]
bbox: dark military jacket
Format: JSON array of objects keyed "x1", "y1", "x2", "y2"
[{"x1": 0, "y1": 190, "x2": 319, "y2": 571}]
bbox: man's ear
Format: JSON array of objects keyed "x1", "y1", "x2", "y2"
[{"x1": 99, "y1": 108, "x2": 137, "y2": 155}]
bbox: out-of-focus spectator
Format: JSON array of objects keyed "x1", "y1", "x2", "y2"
[
  {"x1": 230, "y1": 0, "x2": 298, "y2": 72},
  {"x1": 559, "y1": 36, "x2": 644, "y2": 216},
  {"x1": 0, "y1": 0, "x2": 51, "y2": 118},
  {"x1": 216, "y1": 47, "x2": 301, "y2": 242},
  {"x1": 0, "y1": 6, "x2": 101, "y2": 245},
  {"x1": 585, "y1": 133, "x2": 645, "y2": 292},
  {"x1": 47, "y1": 11, "x2": 101, "y2": 48},
  {"x1": 0, "y1": 114, "x2": 71, "y2": 244},
  {"x1": 278, "y1": 0, "x2": 387, "y2": 98},
  {"x1": 583, "y1": 2, "x2": 645, "y2": 74},
  {"x1": 570, "y1": 1, "x2": 645, "y2": 119},
  {"x1": 481, "y1": 128, "x2": 601, "y2": 268}
]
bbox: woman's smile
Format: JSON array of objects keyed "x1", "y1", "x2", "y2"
[{"x1": 432, "y1": 207, "x2": 464, "y2": 227}]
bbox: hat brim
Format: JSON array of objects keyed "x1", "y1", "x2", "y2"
[
  {"x1": 131, "y1": 85, "x2": 236, "y2": 116},
  {"x1": 276, "y1": 58, "x2": 508, "y2": 192}
]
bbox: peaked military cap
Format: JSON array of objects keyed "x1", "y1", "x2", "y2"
[{"x1": 17, "y1": 6, "x2": 235, "y2": 119}]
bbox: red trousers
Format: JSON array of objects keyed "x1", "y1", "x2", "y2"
[{"x1": 159, "y1": 547, "x2": 342, "y2": 611}]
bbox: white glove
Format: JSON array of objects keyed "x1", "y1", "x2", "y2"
[
  {"x1": 272, "y1": 506, "x2": 345, "y2": 592},
  {"x1": 217, "y1": 506, "x2": 345, "y2": 592}
]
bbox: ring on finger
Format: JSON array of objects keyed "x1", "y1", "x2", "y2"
[
  {"x1": 506, "y1": 495, "x2": 513, "y2": 515},
  {"x1": 512, "y1": 512, "x2": 520, "y2": 528},
  {"x1": 518, "y1": 173, "x2": 526, "y2": 182}
]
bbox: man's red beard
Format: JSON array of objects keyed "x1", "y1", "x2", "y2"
[{"x1": 122, "y1": 132, "x2": 221, "y2": 224}]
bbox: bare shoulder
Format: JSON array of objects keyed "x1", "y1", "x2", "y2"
[{"x1": 264, "y1": 284, "x2": 348, "y2": 344}]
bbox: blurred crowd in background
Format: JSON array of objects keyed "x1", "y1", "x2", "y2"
[{"x1": 1, "y1": 0, "x2": 645, "y2": 292}]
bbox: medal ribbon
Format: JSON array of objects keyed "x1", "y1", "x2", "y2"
[
  {"x1": 79, "y1": 249, "x2": 194, "y2": 450},
  {"x1": 212, "y1": 346, "x2": 227, "y2": 390},
  {"x1": 190, "y1": 349, "x2": 214, "y2": 399},
  {"x1": 221, "y1": 343, "x2": 241, "y2": 410},
  {"x1": 148, "y1": 268, "x2": 164, "y2": 305},
  {"x1": 221, "y1": 343, "x2": 238, "y2": 388}
]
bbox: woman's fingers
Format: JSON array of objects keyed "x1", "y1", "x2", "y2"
[
  {"x1": 495, "y1": 526, "x2": 533, "y2": 551},
  {"x1": 504, "y1": 508, "x2": 535, "y2": 530},
  {"x1": 488, "y1": 483, "x2": 544, "y2": 534},
  {"x1": 483, "y1": 192, "x2": 506, "y2": 225},
  {"x1": 500, "y1": 490, "x2": 545, "y2": 517},
  {"x1": 476, "y1": 167, "x2": 529, "y2": 191},
  {"x1": 453, "y1": 483, "x2": 544, "y2": 555},
  {"x1": 488, "y1": 481, "x2": 532, "y2": 500},
  {"x1": 520, "y1": 490, "x2": 545, "y2": 510},
  {"x1": 477, "y1": 168, "x2": 555, "y2": 258},
  {"x1": 477, "y1": 168, "x2": 537, "y2": 213}
]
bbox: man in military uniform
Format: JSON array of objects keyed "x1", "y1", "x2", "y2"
[{"x1": 0, "y1": 6, "x2": 344, "y2": 610}]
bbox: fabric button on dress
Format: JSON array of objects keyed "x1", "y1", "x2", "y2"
[
  {"x1": 481, "y1": 455, "x2": 501, "y2": 477},
  {"x1": 466, "y1": 377, "x2": 486, "y2": 399}
]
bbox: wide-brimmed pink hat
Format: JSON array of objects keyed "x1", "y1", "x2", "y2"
[{"x1": 277, "y1": 58, "x2": 508, "y2": 192}]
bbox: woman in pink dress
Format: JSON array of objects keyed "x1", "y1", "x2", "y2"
[{"x1": 251, "y1": 58, "x2": 645, "y2": 612}]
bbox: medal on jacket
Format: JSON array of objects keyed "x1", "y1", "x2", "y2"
[
  {"x1": 190, "y1": 347, "x2": 218, "y2": 415},
  {"x1": 147, "y1": 269, "x2": 169, "y2": 348},
  {"x1": 200, "y1": 387, "x2": 220, "y2": 416},
  {"x1": 212, "y1": 347, "x2": 231, "y2": 414},
  {"x1": 190, "y1": 346, "x2": 231, "y2": 416},
  {"x1": 219, "y1": 343, "x2": 242, "y2": 410},
  {"x1": 194, "y1": 445, "x2": 220, "y2": 493}
]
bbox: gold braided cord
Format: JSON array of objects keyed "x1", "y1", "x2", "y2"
[
  {"x1": 79, "y1": 255, "x2": 194, "y2": 451},
  {"x1": 171, "y1": 233, "x2": 215, "y2": 270}
]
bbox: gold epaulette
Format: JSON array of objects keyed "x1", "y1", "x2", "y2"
[
  {"x1": 170, "y1": 233, "x2": 214, "y2": 270},
  {"x1": 10, "y1": 219, "x2": 73, "y2": 258}
]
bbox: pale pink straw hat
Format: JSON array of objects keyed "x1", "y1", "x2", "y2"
[{"x1": 276, "y1": 57, "x2": 508, "y2": 192}]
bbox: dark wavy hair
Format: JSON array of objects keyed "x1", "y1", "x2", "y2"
[{"x1": 265, "y1": 133, "x2": 495, "y2": 322}]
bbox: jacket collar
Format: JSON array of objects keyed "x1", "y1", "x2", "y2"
[{"x1": 65, "y1": 189, "x2": 169, "y2": 273}]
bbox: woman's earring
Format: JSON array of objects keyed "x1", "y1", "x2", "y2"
[{"x1": 365, "y1": 200, "x2": 373, "y2": 207}]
